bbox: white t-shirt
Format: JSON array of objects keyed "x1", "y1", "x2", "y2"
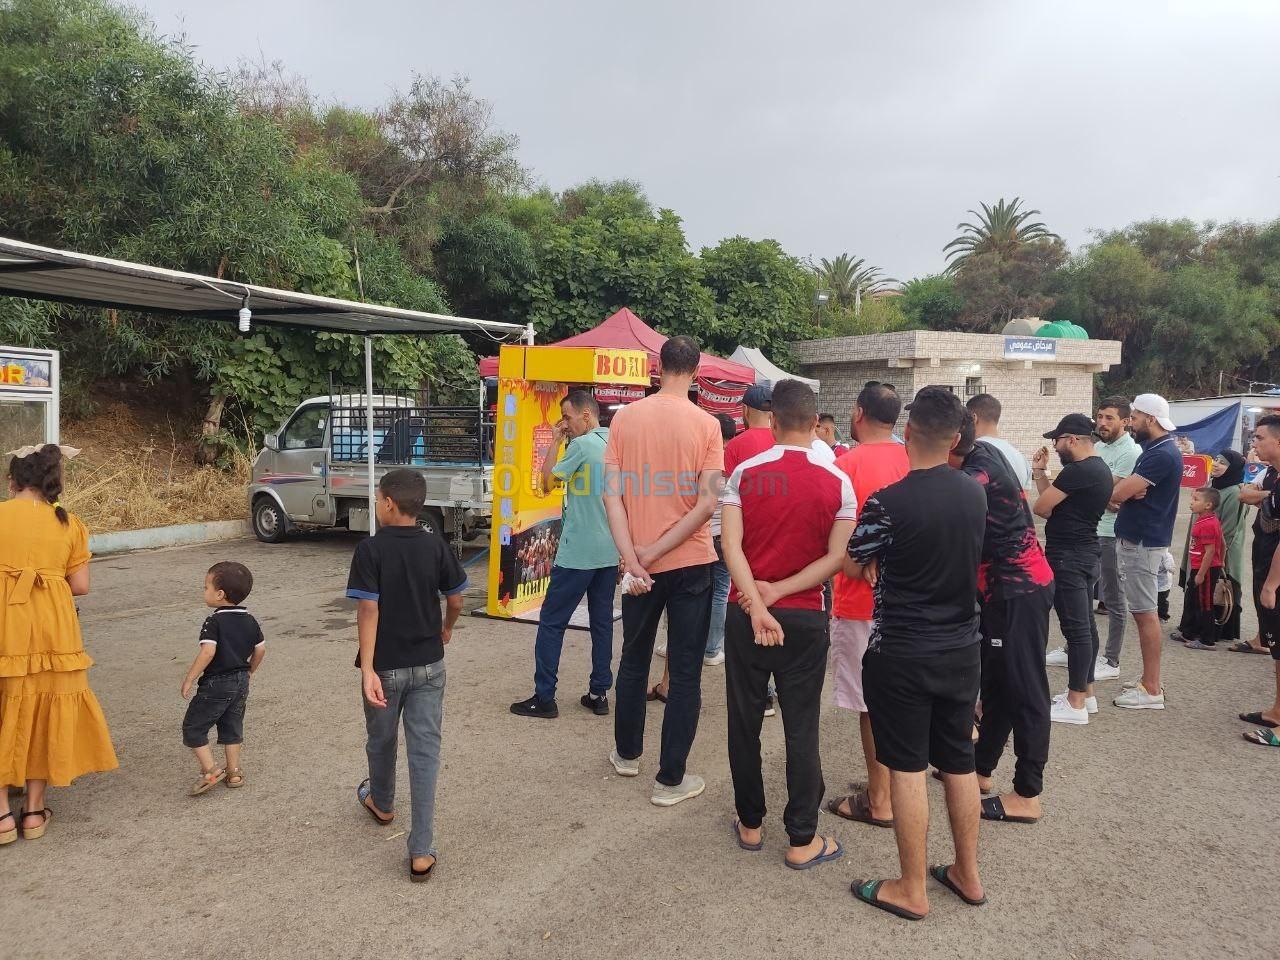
[
  {"x1": 977, "y1": 436, "x2": 1032, "y2": 488},
  {"x1": 809, "y1": 438, "x2": 837, "y2": 463}
]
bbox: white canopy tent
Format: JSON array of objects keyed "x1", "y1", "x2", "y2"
[
  {"x1": 0, "y1": 235, "x2": 528, "y2": 529},
  {"x1": 730, "y1": 345, "x2": 820, "y2": 392}
]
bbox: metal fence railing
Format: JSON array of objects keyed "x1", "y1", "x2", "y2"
[{"x1": 328, "y1": 385, "x2": 489, "y2": 467}]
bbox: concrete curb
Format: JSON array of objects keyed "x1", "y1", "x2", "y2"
[{"x1": 89, "y1": 519, "x2": 252, "y2": 556}]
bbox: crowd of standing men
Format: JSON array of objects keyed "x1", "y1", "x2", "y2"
[{"x1": 507, "y1": 333, "x2": 1280, "y2": 919}]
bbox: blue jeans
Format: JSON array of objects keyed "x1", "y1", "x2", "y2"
[
  {"x1": 534, "y1": 565, "x2": 617, "y2": 701},
  {"x1": 364, "y1": 661, "x2": 445, "y2": 859},
  {"x1": 615, "y1": 563, "x2": 713, "y2": 786},
  {"x1": 705, "y1": 538, "x2": 730, "y2": 658}
]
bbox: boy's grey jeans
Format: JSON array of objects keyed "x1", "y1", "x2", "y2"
[{"x1": 364, "y1": 660, "x2": 445, "y2": 859}]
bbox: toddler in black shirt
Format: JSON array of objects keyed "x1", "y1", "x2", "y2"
[{"x1": 181, "y1": 561, "x2": 265, "y2": 795}]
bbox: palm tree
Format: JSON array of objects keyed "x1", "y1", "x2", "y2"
[
  {"x1": 813, "y1": 253, "x2": 895, "y2": 307},
  {"x1": 943, "y1": 198, "x2": 1060, "y2": 272}
]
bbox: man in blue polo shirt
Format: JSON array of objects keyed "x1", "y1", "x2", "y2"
[
  {"x1": 510, "y1": 390, "x2": 619, "y2": 719},
  {"x1": 1110, "y1": 393, "x2": 1183, "y2": 711}
]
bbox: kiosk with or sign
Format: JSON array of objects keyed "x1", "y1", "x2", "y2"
[
  {"x1": 485, "y1": 344, "x2": 649, "y2": 619},
  {"x1": 0, "y1": 347, "x2": 59, "y2": 488}
]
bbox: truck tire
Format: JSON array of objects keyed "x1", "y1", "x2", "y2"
[
  {"x1": 252, "y1": 497, "x2": 288, "y2": 543},
  {"x1": 417, "y1": 508, "x2": 445, "y2": 537}
]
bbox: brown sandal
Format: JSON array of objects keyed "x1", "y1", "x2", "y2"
[
  {"x1": 22, "y1": 807, "x2": 52, "y2": 839},
  {"x1": 189, "y1": 768, "x2": 226, "y2": 796},
  {"x1": 0, "y1": 811, "x2": 16, "y2": 845},
  {"x1": 646, "y1": 685, "x2": 668, "y2": 703},
  {"x1": 225, "y1": 768, "x2": 245, "y2": 788},
  {"x1": 825, "y1": 790, "x2": 892, "y2": 828}
]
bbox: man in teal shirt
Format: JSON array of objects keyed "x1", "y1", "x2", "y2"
[
  {"x1": 511, "y1": 390, "x2": 619, "y2": 719},
  {"x1": 1087, "y1": 397, "x2": 1141, "y2": 675}
]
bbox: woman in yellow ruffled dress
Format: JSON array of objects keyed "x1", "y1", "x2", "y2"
[{"x1": 1, "y1": 444, "x2": 116, "y2": 843}]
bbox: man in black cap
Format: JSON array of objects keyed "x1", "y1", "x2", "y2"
[{"x1": 1032, "y1": 415, "x2": 1115, "y2": 725}]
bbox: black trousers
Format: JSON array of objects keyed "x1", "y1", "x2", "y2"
[
  {"x1": 725, "y1": 604, "x2": 829, "y2": 847},
  {"x1": 614, "y1": 563, "x2": 712, "y2": 787},
  {"x1": 974, "y1": 584, "x2": 1054, "y2": 799},
  {"x1": 1183, "y1": 567, "x2": 1222, "y2": 645},
  {"x1": 1047, "y1": 543, "x2": 1101, "y2": 693}
]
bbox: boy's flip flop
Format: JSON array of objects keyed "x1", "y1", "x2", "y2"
[
  {"x1": 1242, "y1": 728, "x2": 1280, "y2": 748},
  {"x1": 980, "y1": 796, "x2": 1039, "y2": 824},
  {"x1": 930, "y1": 864, "x2": 987, "y2": 906},
  {"x1": 1238, "y1": 712, "x2": 1280, "y2": 728},
  {"x1": 784, "y1": 836, "x2": 843, "y2": 870},
  {"x1": 850, "y1": 879, "x2": 925, "y2": 921},
  {"x1": 732, "y1": 819, "x2": 764, "y2": 851},
  {"x1": 825, "y1": 791, "x2": 892, "y2": 828},
  {"x1": 357, "y1": 779, "x2": 394, "y2": 825}
]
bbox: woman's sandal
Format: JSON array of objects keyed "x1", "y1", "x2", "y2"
[
  {"x1": 225, "y1": 768, "x2": 246, "y2": 788},
  {"x1": 189, "y1": 769, "x2": 225, "y2": 796},
  {"x1": 0, "y1": 810, "x2": 16, "y2": 845},
  {"x1": 410, "y1": 857, "x2": 436, "y2": 883},
  {"x1": 21, "y1": 808, "x2": 52, "y2": 840},
  {"x1": 357, "y1": 779, "x2": 394, "y2": 825}
]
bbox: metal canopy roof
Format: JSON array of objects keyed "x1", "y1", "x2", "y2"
[{"x1": 0, "y1": 236, "x2": 525, "y2": 338}]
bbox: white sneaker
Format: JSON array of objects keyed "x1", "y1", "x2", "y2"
[
  {"x1": 1045, "y1": 646, "x2": 1069, "y2": 667},
  {"x1": 1093, "y1": 658, "x2": 1121, "y2": 681},
  {"x1": 763, "y1": 695, "x2": 776, "y2": 718},
  {"x1": 650, "y1": 774, "x2": 705, "y2": 807},
  {"x1": 703, "y1": 650, "x2": 725, "y2": 666},
  {"x1": 1113, "y1": 684, "x2": 1165, "y2": 710},
  {"x1": 1085, "y1": 695, "x2": 1098, "y2": 714},
  {"x1": 1050, "y1": 697, "x2": 1089, "y2": 725},
  {"x1": 609, "y1": 749, "x2": 640, "y2": 777}
]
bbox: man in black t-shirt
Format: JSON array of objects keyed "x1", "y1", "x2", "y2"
[
  {"x1": 845, "y1": 386, "x2": 987, "y2": 920},
  {"x1": 346, "y1": 469, "x2": 468, "y2": 883},
  {"x1": 1033, "y1": 415, "x2": 1115, "y2": 726},
  {"x1": 952, "y1": 417, "x2": 1055, "y2": 826},
  {"x1": 1239, "y1": 416, "x2": 1280, "y2": 747}
]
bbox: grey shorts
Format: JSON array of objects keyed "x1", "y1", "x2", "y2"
[{"x1": 1117, "y1": 539, "x2": 1164, "y2": 615}]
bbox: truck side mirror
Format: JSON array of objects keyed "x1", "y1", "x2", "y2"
[{"x1": 263, "y1": 433, "x2": 278, "y2": 451}]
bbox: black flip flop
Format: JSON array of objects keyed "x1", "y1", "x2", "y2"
[
  {"x1": 1242, "y1": 728, "x2": 1280, "y2": 748},
  {"x1": 825, "y1": 791, "x2": 892, "y2": 828},
  {"x1": 931, "y1": 769, "x2": 994, "y2": 795},
  {"x1": 732, "y1": 818, "x2": 764, "y2": 851},
  {"x1": 1238, "y1": 712, "x2": 1280, "y2": 728},
  {"x1": 851, "y1": 879, "x2": 925, "y2": 921},
  {"x1": 357, "y1": 779, "x2": 394, "y2": 825},
  {"x1": 930, "y1": 864, "x2": 987, "y2": 906},
  {"x1": 410, "y1": 858, "x2": 436, "y2": 883},
  {"x1": 647, "y1": 685, "x2": 668, "y2": 703},
  {"x1": 980, "y1": 796, "x2": 1039, "y2": 824}
]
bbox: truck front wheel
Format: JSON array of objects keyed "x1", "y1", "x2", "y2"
[
  {"x1": 252, "y1": 497, "x2": 288, "y2": 543},
  {"x1": 417, "y1": 508, "x2": 445, "y2": 537}
]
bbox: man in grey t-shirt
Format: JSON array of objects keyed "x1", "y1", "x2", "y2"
[{"x1": 967, "y1": 394, "x2": 1031, "y2": 488}]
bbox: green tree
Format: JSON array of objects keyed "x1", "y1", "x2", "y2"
[
  {"x1": 699, "y1": 237, "x2": 815, "y2": 356},
  {"x1": 952, "y1": 240, "x2": 1067, "y2": 331},
  {"x1": 899, "y1": 274, "x2": 964, "y2": 330},
  {"x1": 812, "y1": 253, "x2": 893, "y2": 306},
  {"x1": 944, "y1": 197, "x2": 1060, "y2": 272}
]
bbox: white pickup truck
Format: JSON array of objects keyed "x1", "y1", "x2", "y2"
[{"x1": 247, "y1": 392, "x2": 492, "y2": 547}]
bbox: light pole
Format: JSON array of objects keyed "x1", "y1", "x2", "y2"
[{"x1": 814, "y1": 290, "x2": 831, "y2": 329}]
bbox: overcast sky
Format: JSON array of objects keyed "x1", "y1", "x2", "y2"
[{"x1": 133, "y1": 0, "x2": 1280, "y2": 280}]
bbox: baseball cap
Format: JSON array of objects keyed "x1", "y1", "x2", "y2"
[
  {"x1": 1132, "y1": 393, "x2": 1176, "y2": 432},
  {"x1": 743, "y1": 383, "x2": 772, "y2": 411},
  {"x1": 1043, "y1": 413, "x2": 1099, "y2": 440}
]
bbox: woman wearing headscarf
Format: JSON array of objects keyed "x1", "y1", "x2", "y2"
[
  {"x1": 1, "y1": 444, "x2": 116, "y2": 843},
  {"x1": 1177, "y1": 450, "x2": 1248, "y2": 645}
]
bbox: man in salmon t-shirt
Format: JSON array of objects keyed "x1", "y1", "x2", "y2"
[
  {"x1": 824, "y1": 381, "x2": 910, "y2": 830},
  {"x1": 604, "y1": 335, "x2": 725, "y2": 807}
]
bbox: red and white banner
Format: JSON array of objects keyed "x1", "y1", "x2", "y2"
[
  {"x1": 594, "y1": 383, "x2": 646, "y2": 404},
  {"x1": 696, "y1": 377, "x2": 750, "y2": 423}
]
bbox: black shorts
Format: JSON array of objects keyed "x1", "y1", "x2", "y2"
[
  {"x1": 863, "y1": 644, "x2": 981, "y2": 775},
  {"x1": 182, "y1": 672, "x2": 249, "y2": 748}
]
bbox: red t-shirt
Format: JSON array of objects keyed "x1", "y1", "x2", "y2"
[
  {"x1": 831, "y1": 442, "x2": 911, "y2": 619},
  {"x1": 723, "y1": 426, "x2": 775, "y2": 478},
  {"x1": 1190, "y1": 512, "x2": 1225, "y2": 570},
  {"x1": 722, "y1": 444, "x2": 857, "y2": 610}
]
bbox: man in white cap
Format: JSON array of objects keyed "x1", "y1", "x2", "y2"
[{"x1": 1109, "y1": 394, "x2": 1183, "y2": 710}]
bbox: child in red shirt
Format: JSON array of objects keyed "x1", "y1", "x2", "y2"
[{"x1": 1183, "y1": 486, "x2": 1225, "y2": 649}]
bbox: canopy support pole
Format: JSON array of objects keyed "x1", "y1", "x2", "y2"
[{"x1": 365, "y1": 335, "x2": 376, "y2": 534}]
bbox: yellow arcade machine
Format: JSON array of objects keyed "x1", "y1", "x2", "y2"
[{"x1": 486, "y1": 344, "x2": 649, "y2": 619}]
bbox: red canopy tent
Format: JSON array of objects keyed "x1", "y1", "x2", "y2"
[{"x1": 477, "y1": 308, "x2": 754, "y2": 418}]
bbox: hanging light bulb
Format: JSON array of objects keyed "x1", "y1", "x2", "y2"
[{"x1": 238, "y1": 296, "x2": 252, "y2": 333}]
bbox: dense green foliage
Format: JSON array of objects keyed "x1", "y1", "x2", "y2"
[{"x1": 2, "y1": 0, "x2": 1278, "y2": 462}]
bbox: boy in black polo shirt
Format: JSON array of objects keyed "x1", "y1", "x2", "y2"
[
  {"x1": 181, "y1": 561, "x2": 265, "y2": 795},
  {"x1": 845, "y1": 386, "x2": 988, "y2": 921},
  {"x1": 347, "y1": 469, "x2": 467, "y2": 883}
]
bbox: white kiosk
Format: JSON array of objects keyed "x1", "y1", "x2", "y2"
[{"x1": 0, "y1": 346, "x2": 60, "y2": 473}]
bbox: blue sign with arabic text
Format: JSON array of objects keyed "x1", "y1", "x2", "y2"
[{"x1": 1003, "y1": 337, "x2": 1056, "y2": 361}]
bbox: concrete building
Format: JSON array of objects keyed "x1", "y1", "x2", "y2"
[{"x1": 790, "y1": 330, "x2": 1123, "y2": 465}]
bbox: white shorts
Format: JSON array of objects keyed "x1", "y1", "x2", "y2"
[{"x1": 830, "y1": 617, "x2": 873, "y2": 712}]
